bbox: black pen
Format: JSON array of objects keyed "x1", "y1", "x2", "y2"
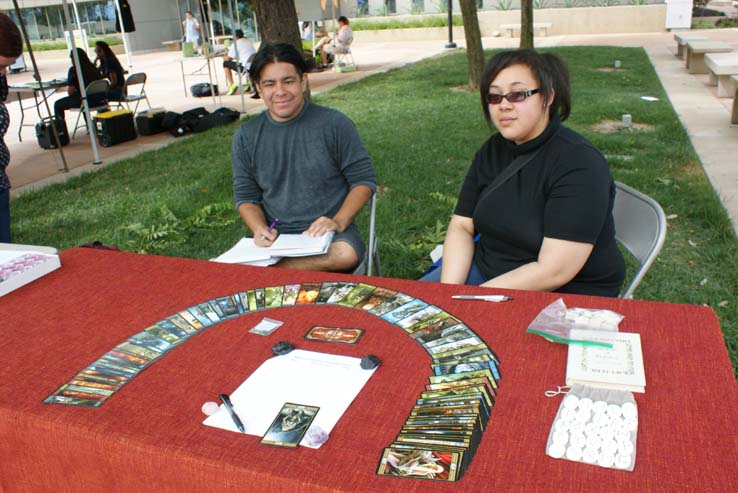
[{"x1": 219, "y1": 393, "x2": 246, "y2": 433}]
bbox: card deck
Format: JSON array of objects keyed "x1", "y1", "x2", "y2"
[
  {"x1": 429, "y1": 369, "x2": 498, "y2": 390},
  {"x1": 421, "y1": 384, "x2": 494, "y2": 408},
  {"x1": 43, "y1": 394, "x2": 102, "y2": 407},
  {"x1": 304, "y1": 326, "x2": 364, "y2": 344},
  {"x1": 260, "y1": 403, "x2": 319, "y2": 448},
  {"x1": 281, "y1": 284, "x2": 301, "y2": 306},
  {"x1": 377, "y1": 447, "x2": 462, "y2": 481},
  {"x1": 295, "y1": 283, "x2": 320, "y2": 305}
]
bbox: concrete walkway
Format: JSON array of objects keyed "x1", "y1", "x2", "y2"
[{"x1": 5, "y1": 28, "x2": 738, "y2": 233}]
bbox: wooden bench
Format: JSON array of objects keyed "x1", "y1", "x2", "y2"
[
  {"x1": 673, "y1": 32, "x2": 706, "y2": 59},
  {"x1": 161, "y1": 40, "x2": 182, "y2": 51},
  {"x1": 685, "y1": 40, "x2": 732, "y2": 75},
  {"x1": 705, "y1": 52, "x2": 738, "y2": 97},
  {"x1": 730, "y1": 75, "x2": 738, "y2": 123},
  {"x1": 499, "y1": 22, "x2": 552, "y2": 38}
]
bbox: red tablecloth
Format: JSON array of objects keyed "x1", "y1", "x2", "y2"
[{"x1": 1, "y1": 248, "x2": 737, "y2": 491}]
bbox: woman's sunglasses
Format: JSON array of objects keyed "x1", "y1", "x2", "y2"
[{"x1": 486, "y1": 89, "x2": 540, "y2": 105}]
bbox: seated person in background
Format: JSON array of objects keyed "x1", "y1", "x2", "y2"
[
  {"x1": 53, "y1": 48, "x2": 104, "y2": 121},
  {"x1": 224, "y1": 29, "x2": 256, "y2": 96},
  {"x1": 232, "y1": 43, "x2": 376, "y2": 272},
  {"x1": 301, "y1": 21, "x2": 313, "y2": 41},
  {"x1": 315, "y1": 16, "x2": 353, "y2": 67},
  {"x1": 94, "y1": 41, "x2": 124, "y2": 101},
  {"x1": 423, "y1": 49, "x2": 625, "y2": 297}
]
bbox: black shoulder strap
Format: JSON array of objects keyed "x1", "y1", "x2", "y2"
[{"x1": 483, "y1": 144, "x2": 545, "y2": 198}]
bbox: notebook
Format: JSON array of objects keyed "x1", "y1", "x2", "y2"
[
  {"x1": 566, "y1": 329, "x2": 646, "y2": 393},
  {"x1": 212, "y1": 232, "x2": 334, "y2": 265}
]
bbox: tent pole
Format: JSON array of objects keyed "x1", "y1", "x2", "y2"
[
  {"x1": 113, "y1": 0, "x2": 133, "y2": 71},
  {"x1": 226, "y1": 0, "x2": 246, "y2": 113}
]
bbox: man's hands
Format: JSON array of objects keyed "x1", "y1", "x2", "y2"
[
  {"x1": 304, "y1": 216, "x2": 340, "y2": 237},
  {"x1": 253, "y1": 225, "x2": 277, "y2": 247}
]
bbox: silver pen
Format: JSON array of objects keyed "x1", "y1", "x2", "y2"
[{"x1": 451, "y1": 294, "x2": 512, "y2": 302}]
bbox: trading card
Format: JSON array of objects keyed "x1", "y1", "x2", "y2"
[
  {"x1": 64, "y1": 384, "x2": 115, "y2": 397},
  {"x1": 410, "y1": 405, "x2": 481, "y2": 418},
  {"x1": 178, "y1": 310, "x2": 204, "y2": 330},
  {"x1": 337, "y1": 283, "x2": 376, "y2": 307},
  {"x1": 304, "y1": 326, "x2": 364, "y2": 344},
  {"x1": 246, "y1": 290, "x2": 257, "y2": 312},
  {"x1": 394, "y1": 434, "x2": 471, "y2": 451},
  {"x1": 214, "y1": 295, "x2": 241, "y2": 317},
  {"x1": 157, "y1": 318, "x2": 192, "y2": 339},
  {"x1": 260, "y1": 403, "x2": 319, "y2": 448},
  {"x1": 431, "y1": 343, "x2": 489, "y2": 361},
  {"x1": 167, "y1": 313, "x2": 199, "y2": 334},
  {"x1": 69, "y1": 378, "x2": 120, "y2": 391},
  {"x1": 107, "y1": 350, "x2": 150, "y2": 367},
  {"x1": 254, "y1": 288, "x2": 266, "y2": 310},
  {"x1": 43, "y1": 394, "x2": 102, "y2": 407},
  {"x1": 377, "y1": 447, "x2": 461, "y2": 481},
  {"x1": 199, "y1": 302, "x2": 222, "y2": 323},
  {"x1": 325, "y1": 282, "x2": 357, "y2": 304},
  {"x1": 415, "y1": 396, "x2": 489, "y2": 417},
  {"x1": 426, "y1": 336, "x2": 484, "y2": 357},
  {"x1": 359, "y1": 287, "x2": 397, "y2": 311},
  {"x1": 87, "y1": 363, "x2": 134, "y2": 379},
  {"x1": 381, "y1": 299, "x2": 428, "y2": 324},
  {"x1": 128, "y1": 332, "x2": 173, "y2": 353},
  {"x1": 421, "y1": 385, "x2": 494, "y2": 408},
  {"x1": 114, "y1": 342, "x2": 161, "y2": 361},
  {"x1": 395, "y1": 305, "x2": 443, "y2": 330},
  {"x1": 281, "y1": 284, "x2": 301, "y2": 306},
  {"x1": 368, "y1": 292, "x2": 414, "y2": 316},
  {"x1": 422, "y1": 327, "x2": 477, "y2": 348},
  {"x1": 230, "y1": 294, "x2": 245, "y2": 313},
  {"x1": 433, "y1": 348, "x2": 498, "y2": 366},
  {"x1": 429, "y1": 369, "x2": 497, "y2": 390},
  {"x1": 426, "y1": 379, "x2": 496, "y2": 399},
  {"x1": 237, "y1": 291, "x2": 251, "y2": 313},
  {"x1": 56, "y1": 387, "x2": 108, "y2": 401},
  {"x1": 295, "y1": 283, "x2": 320, "y2": 305},
  {"x1": 249, "y1": 317, "x2": 284, "y2": 336},
  {"x1": 187, "y1": 305, "x2": 214, "y2": 328},
  {"x1": 407, "y1": 315, "x2": 461, "y2": 338},
  {"x1": 432, "y1": 360, "x2": 497, "y2": 377},
  {"x1": 265, "y1": 286, "x2": 285, "y2": 309},
  {"x1": 206, "y1": 300, "x2": 226, "y2": 318},
  {"x1": 80, "y1": 369, "x2": 128, "y2": 384},
  {"x1": 144, "y1": 324, "x2": 183, "y2": 345},
  {"x1": 73, "y1": 373, "x2": 125, "y2": 388},
  {"x1": 97, "y1": 355, "x2": 143, "y2": 374}
]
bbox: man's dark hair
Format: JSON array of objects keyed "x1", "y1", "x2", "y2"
[
  {"x1": 0, "y1": 13, "x2": 23, "y2": 59},
  {"x1": 235, "y1": 29, "x2": 244, "y2": 38},
  {"x1": 479, "y1": 49, "x2": 571, "y2": 125},
  {"x1": 248, "y1": 43, "x2": 307, "y2": 83},
  {"x1": 338, "y1": 16, "x2": 349, "y2": 24}
]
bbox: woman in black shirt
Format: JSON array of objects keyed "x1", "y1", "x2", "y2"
[
  {"x1": 53, "y1": 48, "x2": 103, "y2": 121},
  {"x1": 94, "y1": 41, "x2": 125, "y2": 101},
  {"x1": 425, "y1": 50, "x2": 625, "y2": 297}
]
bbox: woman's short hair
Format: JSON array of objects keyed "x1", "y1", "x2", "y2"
[
  {"x1": 479, "y1": 49, "x2": 571, "y2": 124},
  {"x1": 249, "y1": 43, "x2": 307, "y2": 83},
  {"x1": 0, "y1": 13, "x2": 23, "y2": 59}
]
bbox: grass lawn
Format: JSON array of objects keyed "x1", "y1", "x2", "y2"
[{"x1": 10, "y1": 46, "x2": 738, "y2": 376}]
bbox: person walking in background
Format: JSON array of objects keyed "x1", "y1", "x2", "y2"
[
  {"x1": 94, "y1": 41, "x2": 125, "y2": 101},
  {"x1": 53, "y1": 48, "x2": 103, "y2": 121},
  {"x1": 0, "y1": 13, "x2": 23, "y2": 243},
  {"x1": 182, "y1": 10, "x2": 201, "y2": 55}
]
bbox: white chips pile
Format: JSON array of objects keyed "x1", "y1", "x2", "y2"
[
  {"x1": 563, "y1": 307, "x2": 623, "y2": 331},
  {"x1": 546, "y1": 385, "x2": 638, "y2": 471}
]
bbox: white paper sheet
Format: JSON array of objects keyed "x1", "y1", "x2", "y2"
[
  {"x1": 210, "y1": 238, "x2": 274, "y2": 264},
  {"x1": 203, "y1": 350, "x2": 376, "y2": 448}
]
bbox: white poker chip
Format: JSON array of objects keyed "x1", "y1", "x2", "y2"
[
  {"x1": 622, "y1": 402, "x2": 638, "y2": 419},
  {"x1": 598, "y1": 451, "x2": 615, "y2": 468},
  {"x1": 548, "y1": 442, "x2": 566, "y2": 458},
  {"x1": 575, "y1": 409, "x2": 592, "y2": 424},
  {"x1": 599, "y1": 426, "x2": 615, "y2": 442},
  {"x1": 602, "y1": 439, "x2": 618, "y2": 456},
  {"x1": 592, "y1": 400, "x2": 608, "y2": 414},
  {"x1": 594, "y1": 413, "x2": 611, "y2": 428},
  {"x1": 578, "y1": 397, "x2": 593, "y2": 412},
  {"x1": 615, "y1": 429, "x2": 631, "y2": 443},
  {"x1": 553, "y1": 430, "x2": 569, "y2": 446},
  {"x1": 561, "y1": 407, "x2": 577, "y2": 421},
  {"x1": 615, "y1": 453, "x2": 632, "y2": 469},
  {"x1": 554, "y1": 419, "x2": 570, "y2": 432},
  {"x1": 584, "y1": 422, "x2": 599, "y2": 437},
  {"x1": 586, "y1": 434, "x2": 602, "y2": 450},
  {"x1": 624, "y1": 416, "x2": 639, "y2": 432},
  {"x1": 563, "y1": 394, "x2": 580, "y2": 410},
  {"x1": 566, "y1": 446, "x2": 583, "y2": 461},
  {"x1": 607, "y1": 404, "x2": 623, "y2": 419},
  {"x1": 610, "y1": 416, "x2": 624, "y2": 431},
  {"x1": 618, "y1": 439, "x2": 634, "y2": 456},
  {"x1": 570, "y1": 422, "x2": 586, "y2": 436},
  {"x1": 582, "y1": 447, "x2": 599, "y2": 463},
  {"x1": 570, "y1": 433, "x2": 586, "y2": 449}
]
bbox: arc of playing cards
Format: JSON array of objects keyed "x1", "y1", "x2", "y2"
[{"x1": 452, "y1": 295, "x2": 512, "y2": 302}]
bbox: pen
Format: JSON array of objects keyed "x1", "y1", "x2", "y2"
[
  {"x1": 218, "y1": 393, "x2": 246, "y2": 433},
  {"x1": 452, "y1": 295, "x2": 512, "y2": 302},
  {"x1": 261, "y1": 218, "x2": 279, "y2": 240}
]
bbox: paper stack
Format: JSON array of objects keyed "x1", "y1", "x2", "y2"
[
  {"x1": 213, "y1": 232, "x2": 334, "y2": 266},
  {"x1": 0, "y1": 243, "x2": 61, "y2": 297}
]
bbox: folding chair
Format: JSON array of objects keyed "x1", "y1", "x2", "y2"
[
  {"x1": 332, "y1": 40, "x2": 356, "y2": 72},
  {"x1": 353, "y1": 193, "x2": 381, "y2": 276},
  {"x1": 70, "y1": 79, "x2": 110, "y2": 138},
  {"x1": 116, "y1": 73, "x2": 151, "y2": 114},
  {"x1": 613, "y1": 181, "x2": 667, "y2": 299}
]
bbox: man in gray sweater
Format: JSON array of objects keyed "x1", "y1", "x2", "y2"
[{"x1": 232, "y1": 43, "x2": 376, "y2": 272}]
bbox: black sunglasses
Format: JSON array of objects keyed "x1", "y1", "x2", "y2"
[{"x1": 486, "y1": 89, "x2": 540, "y2": 105}]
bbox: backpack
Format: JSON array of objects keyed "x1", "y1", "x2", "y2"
[
  {"x1": 191, "y1": 107, "x2": 240, "y2": 133},
  {"x1": 190, "y1": 82, "x2": 219, "y2": 97}
]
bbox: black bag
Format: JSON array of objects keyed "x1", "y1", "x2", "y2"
[
  {"x1": 191, "y1": 107, "x2": 240, "y2": 133},
  {"x1": 135, "y1": 109, "x2": 166, "y2": 136},
  {"x1": 35, "y1": 116, "x2": 69, "y2": 149},
  {"x1": 162, "y1": 111, "x2": 189, "y2": 137},
  {"x1": 190, "y1": 82, "x2": 218, "y2": 97},
  {"x1": 182, "y1": 107, "x2": 209, "y2": 129}
]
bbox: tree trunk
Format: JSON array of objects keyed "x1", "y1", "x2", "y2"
[
  {"x1": 252, "y1": 0, "x2": 302, "y2": 51},
  {"x1": 520, "y1": 0, "x2": 534, "y2": 49},
  {"x1": 458, "y1": 0, "x2": 484, "y2": 90}
]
